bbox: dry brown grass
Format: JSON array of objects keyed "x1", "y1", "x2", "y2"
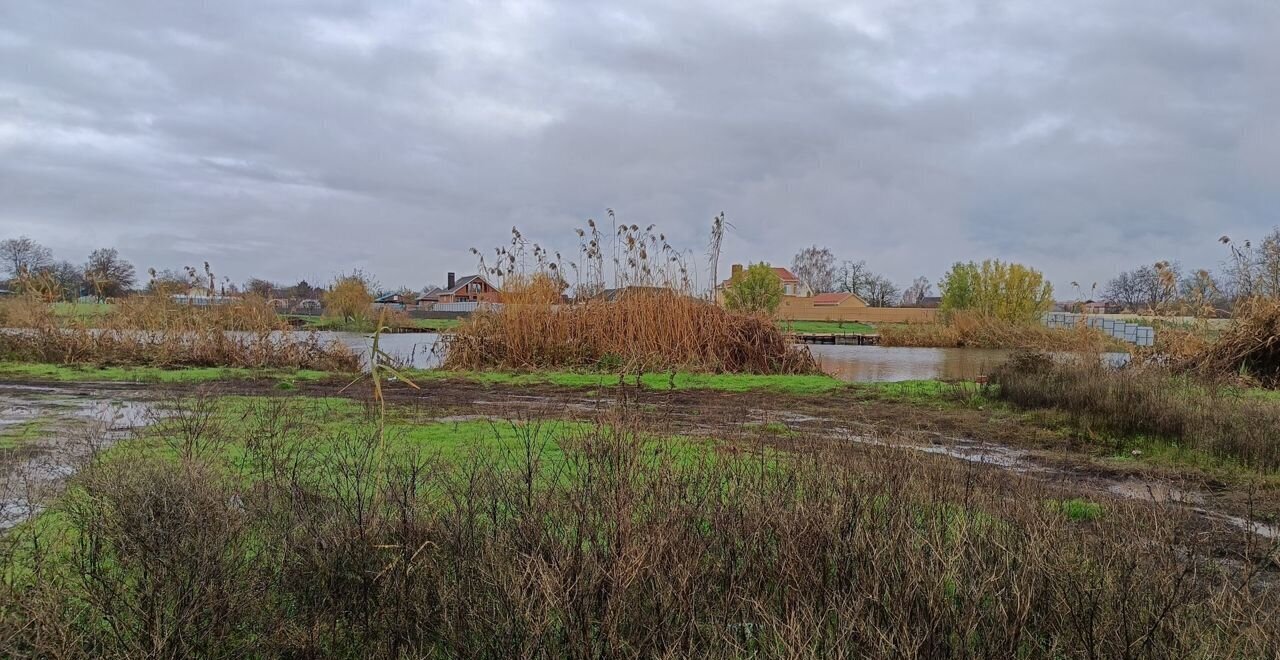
[
  {"x1": 1179, "y1": 298, "x2": 1280, "y2": 386},
  {"x1": 443, "y1": 289, "x2": 817, "y2": 374},
  {"x1": 1, "y1": 399, "x2": 1276, "y2": 657},
  {"x1": 993, "y1": 353, "x2": 1280, "y2": 470},
  {"x1": 0, "y1": 294, "x2": 357, "y2": 371},
  {"x1": 879, "y1": 312, "x2": 1119, "y2": 351}
]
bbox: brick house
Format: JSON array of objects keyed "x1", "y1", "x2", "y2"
[
  {"x1": 436, "y1": 272, "x2": 502, "y2": 304},
  {"x1": 720, "y1": 264, "x2": 813, "y2": 298}
]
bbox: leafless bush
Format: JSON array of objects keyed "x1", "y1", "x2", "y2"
[
  {"x1": 992, "y1": 353, "x2": 1280, "y2": 469},
  {"x1": 1, "y1": 401, "x2": 1277, "y2": 657}
]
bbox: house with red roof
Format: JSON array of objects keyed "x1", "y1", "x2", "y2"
[{"x1": 721, "y1": 264, "x2": 815, "y2": 298}]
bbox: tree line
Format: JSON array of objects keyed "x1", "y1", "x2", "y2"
[
  {"x1": 789, "y1": 246, "x2": 933, "y2": 307},
  {"x1": 1101, "y1": 228, "x2": 1280, "y2": 315},
  {"x1": 0, "y1": 235, "x2": 328, "y2": 303}
]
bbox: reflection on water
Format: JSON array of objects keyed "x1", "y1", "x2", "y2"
[
  {"x1": 810, "y1": 345, "x2": 1016, "y2": 382},
  {"x1": 321, "y1": 332, "x2": 1124, "y2": 384},
  {"x1": 320, "y1": 331, "x2": 443, "y2": 370}
]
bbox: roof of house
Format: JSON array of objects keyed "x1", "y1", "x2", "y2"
[
  {"x1": 441, "y1": 274, "x2": 498, "y2": 295},
  {"x1": 720, "y1": 265, "x2": 801, "y2": 289},
  {"x1": 771, "y1": 267, "x2": 800, "y2": 283},
  {"x1": 374, "y1": 292, "x2": 405, "y2": 303},
  {"x1": 810, "y1": 292, "x2": 866, "y2": 306},
  {"x1": 416, "y1": 287, "x2": 443, "y2": 302}
]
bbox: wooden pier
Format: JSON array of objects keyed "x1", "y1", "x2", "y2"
[{"x1": 790, "y1": 332, "x2": 881, "y2": 346}]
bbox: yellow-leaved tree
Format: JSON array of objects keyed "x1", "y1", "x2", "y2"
[
  {"x1": 324, "y1": 271, "x2": 375, "y2": 322},
  {"x1": 939, "y1": 260, "x2": 1053, "y2": 323}
]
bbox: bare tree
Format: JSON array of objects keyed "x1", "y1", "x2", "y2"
[
  {"x1": 834, "y1": 260, "x2": 872, "y2": 296},
  {"x1": 0, "y1": 236, "x2": 53, "y2": 281},
  {"x1": 864, "y1": 275, "x2": 900, "y2": 307},
  {"x1": 84, "y1": 248, "x2": 136, "y2": 300},
  {"x1": 47, "y1": 261, "x2": 86, "y2": 301},
  {"x1": 790, "y1": 245, "x2": 837, "y2": 294},
  {"x1": 900, "y1": 276, "x2": 932, "y2": 306},
  {"x1": 1103, "y1": 270, "x2": 1143, "y2": 311},
  {"x1": 244, "y1": 278, "x2": 276, "y2": 298}
]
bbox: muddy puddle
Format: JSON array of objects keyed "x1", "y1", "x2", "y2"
[{"x1": 0, "y1": 384, "x2": 155, "y2": 530}]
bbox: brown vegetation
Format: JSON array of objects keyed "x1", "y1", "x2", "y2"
[
  {"x1": 444, "y1": 288, "x2": 817, "y2": 373},
  {"x1": 0, "y1": 294, "x2": 357, "y2": 371},
  {"x1": 1, "y1": 399, "x2": 1275, "y2": 657},
  {"x1": 1178, "y1": 298, "x2": 1280, "y2": 386},
  {"x1": 447, "y1": 223, "x2": 816, "y2": 374},
  {"x1": 992, "y1": 353, "x2": 1280, "y2": 470},
  {"x1": 879, "y1": 312, "x2": 1119, "y2": 351}
]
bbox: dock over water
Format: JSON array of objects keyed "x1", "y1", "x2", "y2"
[{"x1": 789, "y1": 332, "x2": 881, "y2": 346}]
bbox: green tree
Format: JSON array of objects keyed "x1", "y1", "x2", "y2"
[
  {"x1": 723, "y1": 263, "x2": 784, "y2": 314},
  {"x1": 939, "y1": 260, "x2": 1053, "y2": 323}
]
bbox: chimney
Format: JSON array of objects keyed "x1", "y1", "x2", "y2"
[
  {"x1": 447, "y1": 272, "x2": 456, "y2": 289},
  {"x1": 730, "y1": 264, "x2": 743, "y2": 279}
]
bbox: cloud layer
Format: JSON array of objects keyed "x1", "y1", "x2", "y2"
[{"x1": 2, "y1": 0, "x2": 1277, "y2": 293}]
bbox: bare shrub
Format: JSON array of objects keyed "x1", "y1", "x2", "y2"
[
  {"x1": 880, "y1": 311, "x2": 1119, "y2": 351},
  {"x1": 992, "y1": 353, "x2": 1280, "y2": 469},
  {"x1": 0, "y1": 294, "x2": 357, "y2": 371},
  {"x1": 1, "y1": 404, "x2": 1276, "y2": 657}
]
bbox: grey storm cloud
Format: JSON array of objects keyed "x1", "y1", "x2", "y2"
[{"x1": 1, "y1": 0, "x2": 1277, "y2": 293}]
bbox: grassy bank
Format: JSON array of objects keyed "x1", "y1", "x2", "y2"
[
  {"x1": 992, "y1": 354, "x2": 1280, "y2": 471},
  {"x1": 291, "y1": 315, "x2": 461, "y2": 333},
  {"x1": 409, "y1": 368, "x2": 849, "y2": 395},
  {"x1": 776, "y1": 320, "x2": 875, "y2": 334},
  {"x1": 0, "y1": 361, "x2": 333, "y2": 384}
]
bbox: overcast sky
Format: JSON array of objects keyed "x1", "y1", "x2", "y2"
[{"x1": 2, "y1": 0, "x2": 1277, "y2": 295}]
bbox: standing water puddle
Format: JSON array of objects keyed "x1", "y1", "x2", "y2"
[{"x1": 0, "y1": 384, "x2": 155, "y2": 530}]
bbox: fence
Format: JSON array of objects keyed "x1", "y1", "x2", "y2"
[
  {"x1": 1043, "y1": 312, "x2": 1154, "y2": 347},
  {"x1": 432, "y1": 301, "x2": 503, "y2": 313},
  {"x1": 774, "y1": 298, "x2": 938, "y2": 324}
]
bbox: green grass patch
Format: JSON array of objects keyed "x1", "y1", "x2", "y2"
[
  {"x1": 406, "y1": 369, "x2": 848, "y2": 395},
  {"x1": 851, "y1": 379, "x2": 997, "y2": 409},
  {"x1": 1046, "y1": 498, "x2": 1103, "y2": 522},
  {"x1": 0, "y1": 361, "x2": 334, "y2": 384},
  {"x1": 0, "y1": 419, "x2": 49, "y2": 450},
  {"x1": 777, "y1": 320, "x2": 875, "y2": 335},
  {"x1": 50, "y1": 302, "x2": 114, "y2": 319}
]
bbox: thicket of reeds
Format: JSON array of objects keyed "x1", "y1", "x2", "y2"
[
  {"x1": 879, "y1": 311, "x2": 1119, "y2": 351},
  {"x1": 0, "y1": 398, "x2": 1275, "y2": 658},
  {"x1": 443, "y1": 222, "x2": 817, "y2": 374},
  {"x1": 992, "y1": 352, "x2": 1280, "y2": 470},
  {"x1": 0, "y1": 294, "x2": 357, "y2": 371},
  {"x1": 1178, "y1": 298, "x2": 1280, "y2": 386}
]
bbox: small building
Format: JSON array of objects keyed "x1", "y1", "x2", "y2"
[
  {"x1": 437, "y1": 272, "x2": 502, "y2": 305},
  {"x1": 373, "y1": 292, "x2": 410, "y2": 311},
  {"x1": 295, "y1": 299, "x2": 323, "y2": 313},
  {"x1": 416, "y1": 287, "x2": 444, "y2": 310},
  {"x1": 810, "y1": 292, "x2": 868, "y2": 308},
  {"x1": 910, "y1": 296, "x2": 942, "y2": 309}
]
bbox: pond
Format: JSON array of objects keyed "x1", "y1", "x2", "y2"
[{"x1": 321, "y1": 332, "x2": 1112, "y2": 383}]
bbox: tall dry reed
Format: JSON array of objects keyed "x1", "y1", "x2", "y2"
[
  {"x1": 443, "y1": 289, "x2": 817, "y2": 373},
  {"x1": 880, "y1": 311, "x2": 1119, "y2": 351},
  {"x1": 0, "y1": 294, "x2": 357, "y2": 371},
  {"x1": 447, "y1": 222, "x2": 816, "y2": 374}
]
